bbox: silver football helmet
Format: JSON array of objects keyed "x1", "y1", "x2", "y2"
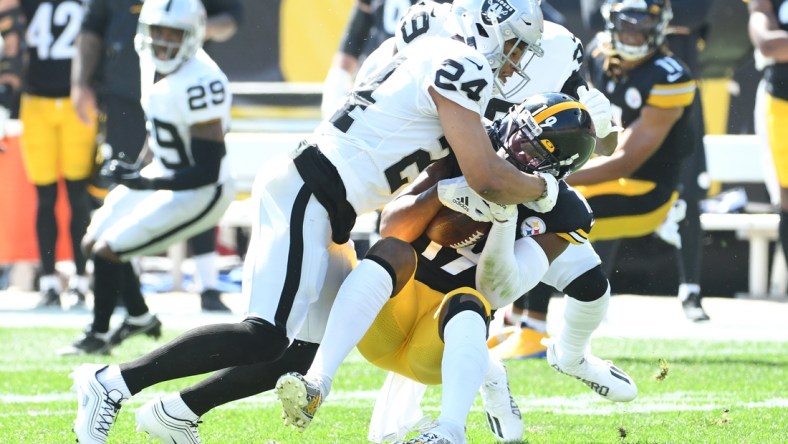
[
  {"x1": 455, "y1": 0, "x2": 544, "y2": 99},
  {"x1": 135, "y1": 0, "x2": 207, "y2": 75}
]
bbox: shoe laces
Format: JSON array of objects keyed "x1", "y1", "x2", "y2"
[{"x1": 95, "y1": 390, "x2": 125, "y2": 437}]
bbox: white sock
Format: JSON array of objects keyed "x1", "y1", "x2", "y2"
[
  {"x1": 126, "y1": 312, "x2": 154, "y2": 325},
  {"x1": 438, "y1": 310, "x2": 488, "y2": 430},
  {"x1": 162, "y1": 393, "x2": 200, "y2": 421},
  {"x1": 556, "y1": 285, "x2": 610, "y2": 366},
  {"x1": 521, "y1": 317, "x2": 547, "y2": 333},
  {"x1": 677, "y1": 283, "x2": 701, "y2": 302},
  {"x1": 192, "y1": 252, "x2": 219, "y2": 291},
  {"x1": 97, "y1": 365, "x2": 132, "y2": 398},
  {"x1": 307, "y1": 259, "x2": 393, "y2": 396},
  {"x1": 40, "y1": 274, "x2": 61, "y2": 292}
]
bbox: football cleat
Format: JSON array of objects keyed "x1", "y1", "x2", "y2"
[
  {"x1": 64, "y1": 288, "x2": 87, "y2": 310},
  {"x1": 543, "y1": 339, "x2": 637, "y2": 402},
  {"x1": 275, "y1": 372, "x2": 324, "y2": 431},
  {"x1": 108, "y1": 315, "x2": 162, "y2": 346},
  {"x1": 200, "y1": 289, "x2": 231, "y2": 312},
  {"x1": 58, "y1": 328, "x2": 112, "y2": 356},
  {"x1": 681, "y1": 293, "x2": 710, "y2": 322},
  {"x1": 36, "y1": 288, "x2": 62, "y2": 308},
  {"x1": 136, "y1": 397, "x2": 202, "y2": 444},
  {"x1": 394, "y1": 424, "x2": 464, "y2": 444},
  {"x1": 480, "y1": 362, "x2": 523, "y2": 442},
  {"x1": 491, "y1": 327, "x2": 548, "y2": 360},
  {"x1": 70, "y1": 364, "x2": 126, "y2": 444}
]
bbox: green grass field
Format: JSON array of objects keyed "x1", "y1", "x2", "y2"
[{"x1": 0, "y1": 326, "x2": 786, "y2": 444}]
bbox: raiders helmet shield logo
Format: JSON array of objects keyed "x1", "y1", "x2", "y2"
[{"x1": 481, "y1": 0, "x2": 516, "y2": 25}]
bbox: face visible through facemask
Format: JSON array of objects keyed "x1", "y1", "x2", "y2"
[{"x1": 149, "y1": 25, "x2": 185, "y2": 62}]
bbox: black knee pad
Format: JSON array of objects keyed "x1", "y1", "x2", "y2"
[
  {"x1": 241, "y1": 317, "x2": 290, "y2": 362},
  {"x1": 564, "y1": 265, "x2": 608, "y2": 302},
  {"x1": 438, "y1": 294, "x2": 490, "y2": 343}
]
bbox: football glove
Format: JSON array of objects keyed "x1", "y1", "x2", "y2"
[
  {"x1": 101, "y1": 160, "x2": 153, "y2": 190},
  {"x1": 486, "y1": 200, "x2": 517, "y2": 223},
  {"x1": 577, "y1": 86, "x2": 616, "y2": 139},
  {"x1": 436, "y1": 176, "x2": 494, "y2": 222},
  {"x1": 523, "y1": 172, "x2": 559, "y2": 213}
]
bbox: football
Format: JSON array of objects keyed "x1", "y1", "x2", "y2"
[{"x1": 425, "y1": 206, "x2": 492, "y2": 248}]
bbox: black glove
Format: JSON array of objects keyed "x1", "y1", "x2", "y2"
[{"x1": 101, "y1": 160, "x2": 154, "y2": 190}]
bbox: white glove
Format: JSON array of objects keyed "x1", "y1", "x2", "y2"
[
  {"x1": 321, "y1": 66, "x2": 354, "y2": 120},
  {"x1": 436, "y1": 176, "x2": 494, "y2": 222},
  {"x1": 487, "y1": 200, "x2": 517, "y2": 223},
  {"x1": 523, "y1": 172, "x2": 558, "y2": 213},
  {"x1": 577, "y1": 86, "x2": 615, "y2": 139}
]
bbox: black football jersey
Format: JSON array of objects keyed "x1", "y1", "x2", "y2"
[
  {"x1": 586, "y1": 38, "x2": 697, "y2": 188},
  {"x1": 412, "y1": 180, "x2": 594, "y2": 295},
  {"x1": 22, "y1": 0, "x2": 83, "y2": 97}
]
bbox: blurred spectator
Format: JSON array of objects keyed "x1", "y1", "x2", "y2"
[{"x1": 748, "y1": 0, "x2": 788, "y2": 266}]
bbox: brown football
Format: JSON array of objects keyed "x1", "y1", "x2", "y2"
[{"x1": 425, "y1": 206, "x2": 492, "y2": 248}]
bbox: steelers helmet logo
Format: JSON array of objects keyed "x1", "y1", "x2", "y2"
[{"x1": 520, "y1": 216, "x2": 546, "y2": 237}]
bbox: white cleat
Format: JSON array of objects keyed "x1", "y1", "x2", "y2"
[
  {"x1": 480, "y1": 362, "x2": 524, "y2": 442},
  {"x1": 544, "y1": 339, "x2": 637, "y2": 402},
  {"x1": 70, "y1": 364, "x2": 126, "y2": 444},
  {"x1": 275, "y1": 372, "x2": 324, "y2": 432},
  {"x1": 136, "y1": 397, "x2": 202, "y2": 444}
]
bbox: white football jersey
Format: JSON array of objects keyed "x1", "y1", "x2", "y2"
[
  {"x1": 315, "y1": 36, "x2": 494, "y2": 214},
  {"x1": 394, "y1": 2, "x2": 584, "y2": 120},
  {"x1": 140, "y1": 49, "x2": 233, "y2": 185}
]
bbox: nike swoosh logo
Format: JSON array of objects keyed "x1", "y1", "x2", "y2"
[
  {"x1": 465, "y1": 57, "x2": 484, "y2": 71},
  {"x1": 666, "y1": 71, "x2": 683, "y2": 82}
]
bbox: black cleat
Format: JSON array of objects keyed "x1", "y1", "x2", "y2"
[
  {"x1": 58, "y1": 328, "x2": 112, "y2": 356},
  {"x1": 682, "y1": 293, "x2": 710, "y2": 322},
  {"x1": 36, "y1": 288, "x2": 62, "y2": 308},
  {"x1": 108, "y1": 315, "x2": 162, "y2": 345},
  {"x1": 200, "y1": 289, "x2": 230, "y2": 312}
]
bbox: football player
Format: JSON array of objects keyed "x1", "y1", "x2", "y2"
[
  {"x1": 521, "y1": 0, "x2": 707, "y2": 338},
  {"x1": 69, "y1": 0, "x2": 235, "y2": 440},
  {"x1": 355, "y1": 93, "x2": 636, "y2": 444},
  {"x1": 69, "y1": 0, "x2": 558, "y2": 442},
  {"x1": 0, "y1": 0, "x2": 94, "y2": 309}
]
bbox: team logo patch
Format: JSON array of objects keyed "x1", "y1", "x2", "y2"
[
  {"x1": 625, "y1": 87, "x2": 642, "y2": 109},
  {"x1": 520, "y1": 216, "x2": 546, "y2": 237},
  {"x1": 481, "y1": 0, "x2": 515, "y2": 25}
]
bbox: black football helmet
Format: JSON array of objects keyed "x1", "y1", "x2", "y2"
[
  {"x1": 490, "y1": 92, "x2": 596, "y2": 180},
  {"x1": 600, "y1": 0, "x2": 673, "y2": 61}
]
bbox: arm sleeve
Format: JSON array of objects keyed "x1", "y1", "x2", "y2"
[
  {"x1": 80, "y1": 0, "x2": 109, "y2": 35},
  {"x1": 150, "y1": 138, "x2": 225, "y2": 190},
  {"x1": 476, "y1": 221, "x2": 549, "y2": 308}
]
